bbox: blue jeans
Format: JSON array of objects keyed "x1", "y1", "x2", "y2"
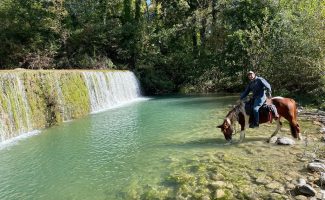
[{"x1": 252, "y1": 96, "x2": 266, "y2": 126}]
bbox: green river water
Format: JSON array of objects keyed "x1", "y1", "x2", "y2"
[{"x1": 0, "y1": 95, "x2": 322, "y2": 200}]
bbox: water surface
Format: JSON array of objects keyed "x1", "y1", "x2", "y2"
[{"x1": 0, "y1": 95, "x2": 320, "y2": 199}]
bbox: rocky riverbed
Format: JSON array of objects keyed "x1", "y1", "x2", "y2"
[{"x1": 124, "y1": 109, "x2": 325, "y2": 199}]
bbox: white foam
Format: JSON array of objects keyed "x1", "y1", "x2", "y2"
[{"x1": 0, "y1": 130, "x2": 40, "y2": 150}]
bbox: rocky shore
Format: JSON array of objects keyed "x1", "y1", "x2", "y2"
[{"x1": 124, "y1": 108, "x2": 325, "y2": 199}]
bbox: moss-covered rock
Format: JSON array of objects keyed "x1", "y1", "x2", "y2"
[{"x1": 0, "y1": 69, "x2": 135, "y2": 142}]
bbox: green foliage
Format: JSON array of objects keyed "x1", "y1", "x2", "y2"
[{"x1": 0, "y1": 0, "x2": 324, "y2": 105}]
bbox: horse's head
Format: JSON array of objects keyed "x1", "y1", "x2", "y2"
[{"x1": 217, "y1": 118, "x2": 234, "y2": 142}]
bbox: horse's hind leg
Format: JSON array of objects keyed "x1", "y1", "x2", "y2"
[{"x1": 290, "y1": 122, "x2": 301, "y2": 140}]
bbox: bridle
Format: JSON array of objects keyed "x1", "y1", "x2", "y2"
[{"x1": 226, "y1": 103, "x2": 244, "y2": 136}]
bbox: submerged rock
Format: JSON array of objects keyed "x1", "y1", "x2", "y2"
[
  {"x1": 276, "y1": 137, "x2": 295, "y2": 145},
  {"x1": 209, "y1": 181, "x2": 226, "y2": 189},
  {"x1": 213, "y1": 189, "x2": 225, "y2": 199}
]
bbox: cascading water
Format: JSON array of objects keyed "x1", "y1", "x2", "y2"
[
  {"x1": 83, "y1": 71, "x2": 142, "y2": 113},
  {"x1": 0, "y1": 70, "x2": 143, "y2": 143}
]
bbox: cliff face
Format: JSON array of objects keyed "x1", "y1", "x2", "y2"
[{"x1": 0, "y1": 70, "x2": 142, "y2": 142}]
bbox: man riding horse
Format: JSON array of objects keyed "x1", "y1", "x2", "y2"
[{"x1": 240, "y1": 71, "x2": 278, "y2": 128}]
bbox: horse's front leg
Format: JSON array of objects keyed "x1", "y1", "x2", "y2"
[
  {"x1": 268, "y1": 118, "x2": 282, "y2": 141},
  {"x1": 238, "y1": 124, "x2": 246, "y2": 143}
]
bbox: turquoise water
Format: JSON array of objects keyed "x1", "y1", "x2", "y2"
[{"x1": 0, "y1": 95, "x2": 237, "y2": 200}]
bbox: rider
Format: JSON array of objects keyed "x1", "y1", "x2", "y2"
[{"x1": 240, "y1": 71, "x2": 272, "y2": 128}]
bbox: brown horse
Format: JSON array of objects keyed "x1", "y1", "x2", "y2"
[{"x1": 217, "y1": 97, "x2": 301, "y2": 143}]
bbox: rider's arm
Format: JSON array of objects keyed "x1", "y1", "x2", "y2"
[
  {"x1": 240, "y1": 84, "x2": 251, "y2": 100},
  {"x1": 260, "y1": 78, "x2": 272, "y2": 97}
]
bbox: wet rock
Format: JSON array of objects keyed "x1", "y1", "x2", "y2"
[
  {"x1": 269, "y1": 136, "x2": 278, "y2": 144},
  {"x1": 307, "y1": 162, "x2": 325, "y2": 172},
  {"x1": 276, "y1": 137, "x2": 295, "y2": 145},
  {"x1": 213, "y1": 189, "x2": 225, "y2": 199},
  {"x1": 296, "y1": 178, "x2": 317, "y2": 197}
]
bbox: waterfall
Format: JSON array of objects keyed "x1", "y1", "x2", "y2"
[
  {"x1": 83, "y1": 71, "x2": 142, "y2": 113},
  {"x1": 0, "y1": 70, "x2": 143, "y2": 143}
]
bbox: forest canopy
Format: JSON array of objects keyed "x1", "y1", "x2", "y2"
[{"x1": 0, "y1": 0, "x2": 324, "y2": 107}]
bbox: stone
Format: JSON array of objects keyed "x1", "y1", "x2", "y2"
[
  {"x1": 269, "y1": 193, "x2": 283, "y2": 199},
  {"x1": 210, "y1": 181, "x2": 226, "y2": 189},
  {"x1": 320, "y1": 127, "x2": 325, "y2": 134},
  {"x1": 319, "y1": 190, "x2": 325, "y2": 199},
  {"x1": 307, "y1": 162, "x2": 325, "y2": 172},
  {"x1": 266, "y1": 182, "x2": 282, "y2": 190},
  {"x1": 296, "y1": 183, "x2": 317, "y2": 197},
  {"x1": 210, "y1": 173, "x2": 224, "y2": 181},
  {"x1": 201, "y1": 195, "x2": 211, "y2": 200},
  {"x1": 319, "y1": 172, "x2": 325, "y2": 186},
  {"x1": 294, "y1": 195, "x2": 308, "y2": 200},
  {"x1": 269, "y1": 136, "x2": 278, "y2": 144},
  {"x1": 214, "y1": 189, "x2": 225, "y2": 199},
  {"x1": 276, "y1": 137, "x2": 295, "y2": 145},
  {"x1": 255, "y1": 175, "x2": 271, "y2": 185},
  {"x1": 285, "y1": 183, "x2": 296, "y2": 190},
  {"x1": 274, "y1": 186, "x2": 285, "y2": 194}
]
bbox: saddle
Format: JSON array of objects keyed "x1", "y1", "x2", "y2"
[{"x1": 244, "y1": 98, "x2": 279, "y2": 123}]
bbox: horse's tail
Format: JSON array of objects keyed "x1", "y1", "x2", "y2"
[{"x1": 290, "y1": 98, "x2": 298, "y2": 121}]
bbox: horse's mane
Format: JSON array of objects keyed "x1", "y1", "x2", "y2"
[{"x1": 226, "y1": 102, "x2": 245, "y2": 124}]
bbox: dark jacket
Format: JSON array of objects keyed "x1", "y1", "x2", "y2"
[{"x1": 240, "y1": 76, "x2": 271, "y2": 100}]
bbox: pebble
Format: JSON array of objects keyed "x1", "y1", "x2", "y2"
[
  {"x1": 201, "y1": 195, "x2": 210, "y2": 200},
  {"x1": 269, "y1": 136, "x2": 278, "y2": 144},
  {"x1": 294, "y1": 195, "x2": 308, "y2": 200},
  {"x1": 255, "y1": 176, "x2": 270, "y2": 185},
  {"x1": 285, "y1": 183, "x2": 296, "y2": 190},
  {"x1": 210, "y1": 173, "x2": 225, "y2": 181},
  {"x1": 214, "y1": 189, "x2": 225, "y2": 199},
  {"x1": 266, "y1": 182, "x2": 282, "y2": 190},
  {"x1": 210, "y1": 181, "x2": 226, "y2": 189}
]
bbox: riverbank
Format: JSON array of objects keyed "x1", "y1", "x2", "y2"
[{"x1": 126, "y1": 108, "x2": 325, "y2": 200}]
